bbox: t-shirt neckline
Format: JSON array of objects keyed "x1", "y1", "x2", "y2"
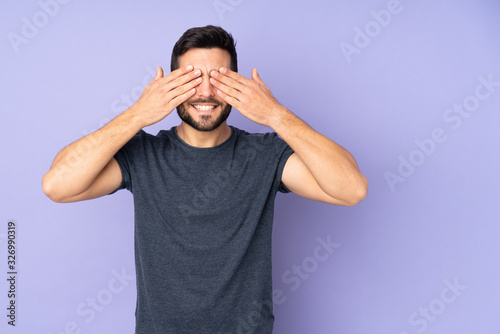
[{"x1": 172, "y1": 125, "x2": 236, "y2": 150}]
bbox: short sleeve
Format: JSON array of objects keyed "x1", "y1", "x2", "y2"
[
  {"x1": 109, "y1": 130, "x2": 146, "y2": 194},
  {"x1": 270, "y1": 133, "x2": 294, "y2": 193}
]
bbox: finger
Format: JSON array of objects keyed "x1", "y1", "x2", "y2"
[
  {"x1": 218, "y1": 67, "x2": 244, "y2": 81},
  {"x1": 210, "y1": 77, "x2": 244, "y2": 101},
  {"x1": 170, "y1": 86, "x2": 198, "y2": 107},
  {"x1": 145, "y1": 66, "x2": 165, "y2": 88},
  {"x1": 154, "y1": 67, "x2": 164, "y2": 80},
  {"x1": 215, "y1": 87, "x2": 241, "y2": 108},
  {"x1": 210, "y1": 69, "x2": 247, "y2": 93},
  {"x1": 167, "y1": 68, "x2": 202, "y2": 92},
  {"x1": 160, "y1": 65, "x2": 196, "y2": 85},
  {"x1": 157, "y1": 67, "x2": 200, "y2": 94},
  {"x1": 251, "y1": 68, "x2": 265, "y2": 85},
  {"x1": 169, "y1": 75, "x2": 202, "y2": 101}
]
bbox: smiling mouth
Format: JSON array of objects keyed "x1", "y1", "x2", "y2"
[{"x1": 192, "y1": 104, "x2": 217, "y2": 112}]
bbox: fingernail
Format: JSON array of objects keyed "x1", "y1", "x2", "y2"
[
  {"x1": 196, "y1": 77, "x2": 202, "y2": 83},
  {"x1": 186, "y1": 65, "x2": 193, "y2": 70},
  {"x1": 194, "y1": 69, "x2": 201, "y2": 75},
  {"x1": 220, "y1": 67, "x2": 227, "y2": 73},
  {"x1": 210, "y1": 70, "x2": 217, "y2": 77},
  {"x1": 210, "y1": 78, "x2": 216, "y2": 84}
]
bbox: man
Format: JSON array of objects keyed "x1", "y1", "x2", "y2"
[{"x1": 42, "y1": 25, "x2": 367, "y2": 333}]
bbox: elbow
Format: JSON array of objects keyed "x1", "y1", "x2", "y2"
[
  {"x1": 42, "y1": 172, "x2": 66, "y2": 203},
  {"x1": 342, "y1": 175, "x2": 369, "y2": 206}
]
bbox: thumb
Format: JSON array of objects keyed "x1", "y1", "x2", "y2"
[
  {"x1": 251, "y1": 68, "x2": 264, "y2": 84},
  {"x1": 154, "y1": 66, "x2": 164, "y2": 80}
]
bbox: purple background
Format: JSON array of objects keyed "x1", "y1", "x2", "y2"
[{"x1": 2, "y1": 0, "x2": 500, "y2": 333}]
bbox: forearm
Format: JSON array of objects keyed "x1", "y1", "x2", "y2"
[
  {"x1": 42, "y1": 108, "x2": 142, "y2": 200},
  {"x1": 271, "y1": 107, "x2": 368, "y2": 203},
  {"x1": 208, "y1": 67, "x2": 367, "y2": 204},
  {"x1": 42, "y1": 65, "x2": 202, "y2": 202}
]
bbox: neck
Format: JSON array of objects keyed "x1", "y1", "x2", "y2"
[{"x1": 176, "y1": 122, "x2": 232, "y2": 148}]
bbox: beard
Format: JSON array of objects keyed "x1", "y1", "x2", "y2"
[{"x1": 176, "y1": 98, "x2": 232, "y2": 132}]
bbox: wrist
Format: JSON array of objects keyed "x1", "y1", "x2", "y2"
[
  {"x1": 119, "y1": 106, "x2": 146, "y2": 132},
  {"x1": 269, "y1": 106, "x2": 295, "y2": 133}
]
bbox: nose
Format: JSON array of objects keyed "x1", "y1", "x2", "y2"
[{"x1": 196, "y1": 73, "x2": 216, "y2": 98}]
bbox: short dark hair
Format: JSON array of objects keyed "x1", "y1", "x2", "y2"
[{"x1": 170, "y1": 25, "x2": 238, "y2": 72}]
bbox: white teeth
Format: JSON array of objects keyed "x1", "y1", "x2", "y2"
[{"x1": 193, "y1": 105, "x2": 216, "y2": 111}]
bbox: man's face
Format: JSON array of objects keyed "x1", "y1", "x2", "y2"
[{"x1": 176, "y1": 48, "x2": 232, "y2": 132}]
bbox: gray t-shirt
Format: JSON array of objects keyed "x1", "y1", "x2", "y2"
[{"x1": 113, "y1": 126, "x2": 293, "y2": 334}]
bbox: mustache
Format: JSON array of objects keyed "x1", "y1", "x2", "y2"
[{"x1": 187, "y1": 98, "x2": 220, "y2": 105}]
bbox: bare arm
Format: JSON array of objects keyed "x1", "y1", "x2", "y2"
[
  {"x1": 42, "y1": 111, "x2": 141, "y2": 203},
  {"x1": 42, "y1": 66, "x2": 202, "y2": 203},
  {"x1": 209, "y1": 67, "x2": 368, "y2": 206},
  {"x1": 274, "y1": 111, "x2": 368, "y2": 206}
]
